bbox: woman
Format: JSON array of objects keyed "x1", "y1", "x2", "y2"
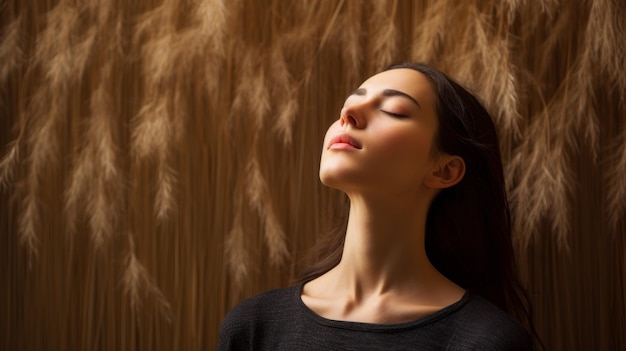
[{"x1": 218, "y1": 63, "x2": 536, "y2": 350}]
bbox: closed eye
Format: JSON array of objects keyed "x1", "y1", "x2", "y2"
[{"x1": 381, "y1": 110, "x2": 408, "y2": 118}]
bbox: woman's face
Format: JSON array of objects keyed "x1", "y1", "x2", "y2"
[{"x1": 319, "y1": 68, "x2": 440, "y2": 196}]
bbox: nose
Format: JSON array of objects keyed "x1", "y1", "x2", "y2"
[{"x1": 339, "y1": 105, "x2": 366, "y2": 129}]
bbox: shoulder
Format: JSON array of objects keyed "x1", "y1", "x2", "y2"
[
  {"x1": 217, "y1": 286, "x2": 299, "y2": 350},
  {"x1": 219, "y1": 286, "x2": 298, "y2": 329},
  {"x1": 445, "y1": 294, "x2": 532, "y2": 350},
  {"x1": 228, "y1": 286, "x2": 295, "y2": 317}
]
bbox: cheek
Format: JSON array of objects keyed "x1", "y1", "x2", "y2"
[
  {"x1": 372, "y1": 127, "x2": 434, "y2": 162},
  {"x1": 372, "y1": 131, "x2": 435, "y2": 189}
]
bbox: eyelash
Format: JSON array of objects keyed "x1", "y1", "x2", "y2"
[{"x1": 381, "y1": 110, "x2": 408, "y2": 118}]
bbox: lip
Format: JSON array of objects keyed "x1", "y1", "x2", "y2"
[{"x1": 328, "y1": 133, "x2": 362, "y2": 150}]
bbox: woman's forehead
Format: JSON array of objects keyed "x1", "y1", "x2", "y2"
[{"x1": 359, "y1": 69, "x2": 436, "y2": 107}]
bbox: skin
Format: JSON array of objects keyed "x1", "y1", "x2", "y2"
[{"x1": 302, "y1": 68, "x2": 466, "y2": 324}]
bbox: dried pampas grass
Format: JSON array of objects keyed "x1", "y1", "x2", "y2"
[
  {"x1": 507, "y1": 55, "x2": 598, "y2": 250},
  {"x1": 65, "y1": 150, "x2": 93, "y2": 233},
  {"x1": 225, "y1": 218, "x2": 249, "y2": 287},
  {"x1": 196, "y1": 0, "x2": 231, "y2": 96},
  {"x1": 0, "y1": 142, "x2": 18, "y2": 190},
  {"x1": 244, "y1": 158, "x2": 289, "y2": 266},
  {"x1": 0, "y1": 16, "x2": 23, "y2": 83},
  {"x1": 447, "y1": 4, "x2": 490, "y2": 83},
  {"x1": 426, "y1": 3, "x2": 522, "y2": 138},
  {"x1": 317, "y1": 0, "x2": 346, "y2": 52},
  {"x1": 506, "y1": 113, "x2": 573, "y2": 250},
  {"x1": 269, "y1": 42, "x2": 298, "y2": 145},
  {"x1": 19, "y1": 0, "x2": 98, "y2": 255},
  {"x1": 273, "y1": 92, "x2": 299, "y2": 146},
  {"x1": 507, "y1": 60, "x2": 593, "y2": 249},
  {"x1": 34, "y1": 1, "x2": 93, "y2": 89},
  {"x1": 411, "y1": 0, "x2": 450, "y2": 63},
  {"x1": 478, "y1": 35, "x2": 522, "y2": 138},
  {"x1": 606, "y1": 132, "x2": 626, "y2": 231},
  {"x1": 586, "y1": 0, "x2": 626, "y2": 100},
  {"x1": 194, "y1": 0, "x2": 230, "y2": 56},
  {"x1": 27, "y1": 90, "x2": 62, "y2": 176},
  {"x1": 263, "y1": 205, "x2": 289, "y2": 266},
  {"x1": 337, "y1": 1, "x2": 363, "y2": 80},
  {"x1": 132, "y1": 99, "x2": 171, "y2": 159},
  {"x1": 230, "y1": 47, "x2": 270, "y2": 131},
  {"x1": 244, "y1": 158, "x2": 266, "y2": 213},
  {"x1": 367, "y1": 0, "x2": 398, "y2": 71},
  {"x1": 131, "y1": 97, "x2": 181, "y2": 221},
  {"x1": 88, "y1": 74, "x2": 121, "y2": 246},
  {"x1": 19, "y1": 90, "x2": 63, "y2": 256},
  {"x1": 503, "y1": 0, "x2": 560, "y2": 19},
  {"x1": 19, "y1": 190, "x2": 40, "y2": 256},
  {"x1": 123, "y1": 233, "x2": 172, "y2": 321},
  {"x1": 155, "y1": 161, "x2": 177, "y2": 222}
]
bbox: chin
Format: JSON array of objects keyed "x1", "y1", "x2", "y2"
[
  {"x1": 319, "y1": 170, "x2": 359, "y2": 193},
  {"x1": 318, "y1": 171, "x2": 335, "y2": 188},
  {"x1": 319, "y1": 170, "x2": 342, "y2": 190}
]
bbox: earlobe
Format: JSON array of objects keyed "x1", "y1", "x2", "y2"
[{"x1": 425, "y1": 155, "x2": 466, "y2": 189}]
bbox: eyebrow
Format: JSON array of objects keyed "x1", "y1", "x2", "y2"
[{"x1": 349, "y1": 88, "x2": 422, "y2": 110}]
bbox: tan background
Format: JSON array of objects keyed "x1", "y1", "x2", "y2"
[{"x1": 1, "y1": 0, "x2": 625, "y2": 350}]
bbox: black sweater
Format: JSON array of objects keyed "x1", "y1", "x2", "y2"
[{"x1": 218, "y1": 285, "x2": 531, "y2": 350}]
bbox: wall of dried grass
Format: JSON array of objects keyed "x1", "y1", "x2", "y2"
[{"x1": 1, "y1": 0, "x2": 625, "y2": 350}]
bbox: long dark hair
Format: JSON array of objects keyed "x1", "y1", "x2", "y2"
[{"x1": 299, "y1": 62, "x2": 536, "y2": 342}]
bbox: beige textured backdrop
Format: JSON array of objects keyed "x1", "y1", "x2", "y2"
[{"x1": 1, "y1": 0, "x2": 625, "y2": 350}]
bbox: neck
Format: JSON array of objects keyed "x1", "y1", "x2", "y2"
[{"x1": 329, "y1": 191, "x2": 445, "y2": 298}]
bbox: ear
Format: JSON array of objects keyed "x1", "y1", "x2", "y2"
[{"x1": 424, "y1": 155, "x2": 466, "y2": 189}]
